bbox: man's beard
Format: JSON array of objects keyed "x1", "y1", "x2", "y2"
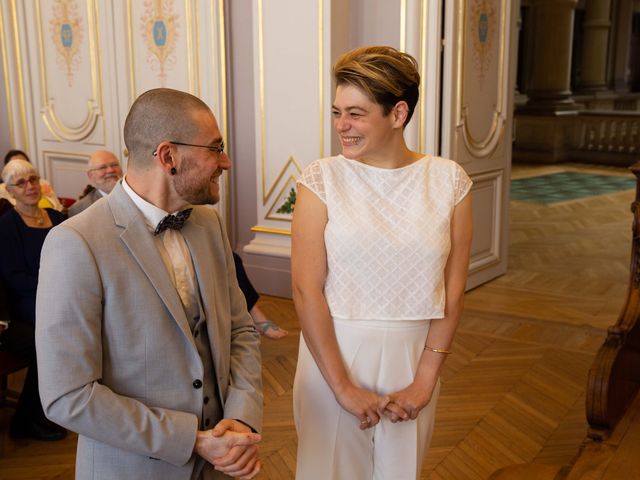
[{"x1": 172, "y1": 161, "x2": 218, "y2": 205}]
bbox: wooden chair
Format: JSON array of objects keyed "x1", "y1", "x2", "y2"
[{"x1": 0, "y1": 350, "x2": 28, "y2": 407}]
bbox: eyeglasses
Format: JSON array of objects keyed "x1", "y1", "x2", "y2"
[
  {"x1": 152, "y1": 140, "x2": 225, "y2": 157},
  {"x1": 9, "y1": 175, "x2": 40, "y2": 189},
  {"x1": 88, "y1": 162, "x2": 121, "y2": 173}
]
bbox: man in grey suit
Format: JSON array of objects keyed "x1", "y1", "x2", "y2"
[
  {"x1": 68, "y1": 150, "x2": 123, "y2": 217},
  {"x1": 36, "y1": 88, "x2": 263, "y2": 479}
]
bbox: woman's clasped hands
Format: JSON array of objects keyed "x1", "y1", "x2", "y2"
[
  {"x1": 335, "y1": 381, "x2": 435, "y2": 429},
  {"x1": 385, "y1": 382, "x2": 435, "y2": 422}
]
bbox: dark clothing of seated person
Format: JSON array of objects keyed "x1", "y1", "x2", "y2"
[
  {"x1": 233, "y1": 252, "x2": 288, "y2": 339},
  {"x1": 0, "y1": 158, "x2": 67, "y2": 441}
]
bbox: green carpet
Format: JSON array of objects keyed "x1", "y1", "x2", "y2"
[{"x1": 510, "y1": 171, "x2": 636, "y2": 204}]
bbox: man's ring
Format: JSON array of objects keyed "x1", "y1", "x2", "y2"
[{"x1": 360, "y1": 417, "x2": 371, "y2": 425}]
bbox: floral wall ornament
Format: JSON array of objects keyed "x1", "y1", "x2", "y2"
[
  {"x1": 49, "y1": 0, "x2": 84, "y2": 87},
  {"x1": 470, "y1": 0, "x2": 496, "y2": 86},
  {"x1": 141, "y1": 0, "x2": 179, "y2": 86},
  {"x1": 276, "y1": 188, "x2": 297, "y2": 214}
]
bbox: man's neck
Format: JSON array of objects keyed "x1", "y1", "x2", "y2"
[{"x1": 125, "y1": 170, "x2": 188, "y2": 213}]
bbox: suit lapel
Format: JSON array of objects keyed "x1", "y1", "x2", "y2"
[
  {"x1": 108, "y1": 185, "x2": 194, "y2": 343},
  {"x1": 91, "y1": 189, "x2": 102, "y2": 204},
  {"x1": 181, "y1": 210, "x2": 224, "y2": 366}
]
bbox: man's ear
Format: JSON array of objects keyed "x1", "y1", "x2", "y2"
[{"x1": 154, "y1": 142, "x2": 176, "y2": 175}]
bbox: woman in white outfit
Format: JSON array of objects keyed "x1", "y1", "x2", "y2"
[{"x1": 292, "y1": 46, "x2": 473, "y2": 479}]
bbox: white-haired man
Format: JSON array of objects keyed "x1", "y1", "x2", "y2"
[{"x1": 68, "y1": 150, "x2": 123, "y2": 216}]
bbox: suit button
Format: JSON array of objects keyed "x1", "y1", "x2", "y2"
[
  {"x1": 193, "y1": 379, "x2": 203, "y2": 389},
  {"x1": 203, "y1": 396, "x2": 209, "y2": 405}
]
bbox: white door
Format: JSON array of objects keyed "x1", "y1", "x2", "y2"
[{"x1": 441, "y1": 0, "x2": 519, "y2": 289}]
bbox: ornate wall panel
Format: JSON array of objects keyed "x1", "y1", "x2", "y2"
[
  {"x1": 244, "y1": 0, "x2": 331, "y2": 259},
  {"x1": 43, "y1": 149, "x2": 90, "y2": 196},
  {"x1": 441, "y1": 0, "x2": 518, "y2": 289},
  {"x1": 35, "y1": 0, "x2": 103, "y2": 143},
  {"x1": 468, "y1": 169, "x2": 503, "y2": 269},
  {"x1": 454, "y1": 0, "x2": 509, "y2": 161},
  {"x1": 1, "y1": 0, "x2": 228, "y2": 208},
  {"x1": 0, "y1": 0, "x2": 117, "y2": 198}
]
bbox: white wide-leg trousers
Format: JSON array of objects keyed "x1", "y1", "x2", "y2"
[{"x1": 293, "y1": 319, "x2": 440, "y2": 480}]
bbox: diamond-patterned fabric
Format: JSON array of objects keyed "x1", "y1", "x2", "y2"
[
  {"x1": 154, "y1": 208, "x2": 193, "y2": 235},
  {"x1": 298, "y1": 155, "x2": 472, "y2": 320}
]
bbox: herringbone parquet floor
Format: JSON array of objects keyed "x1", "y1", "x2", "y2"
[{"x1": 0, "y1": 163, "x2": 635, "y2": 479}]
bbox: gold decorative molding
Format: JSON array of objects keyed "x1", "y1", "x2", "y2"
[
  {"x1": 250, "y1": 225, "x2": 291, "y2": 236},
  {"x1": 36, "y1": 0, "x2": 102, "y2": 142},
  {"x1": 0, "y1": 4, "x2": 15, "y2": 145},
  {"x1": 50, "y1": 0, "x2": 83, "y2": 86},
  {"x1": 257, "y1": 0, "x2": 266, "y2": 202},
  {"x1": 400, "y1": 0, "x2": 407, "y2": 52},
  {"x1": 126, "y1": 1, "x2": 135, "y2": 102},
  {"x1": 140, "y1": 0, "x2": 178, "y2": 86},
  {"x1": 418, "y1": 0, "x2": 428, "y2": 153},
  {"x1": 42, "y1": 148, "x2": 91, "y2": 161},
  {"x1": 455, "y1": 0, "x2": 508, "y2": 158},
  {"x1": 318, "y1": 0, "x2": 324, "y2": 159},
  {"x1": 216, "y1": 0, "x2": 227, "y2": 139},
  {"x1": 213, "y1": 0, "x2": 231, "y2": 233},
  {"x1": 186, "y1": 0, "x2": 197, "y2": 95},
  {"x1": 8, "y1": 0, "x2": 28, "y2": 148},
  {"x1": 263, "y1": 155, "x2": 303, "y2": 212}
]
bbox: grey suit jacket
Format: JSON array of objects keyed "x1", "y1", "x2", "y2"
[
  {"x1": 68, "y1": 188, "x2": 102, "y2": 217},
  {"x1": 35, "y1": 183, "x2": 263, "y2": 480}
]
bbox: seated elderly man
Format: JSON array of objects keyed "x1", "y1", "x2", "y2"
[{"x1": 68, "y1": 150, "x2": 123, "y2": 217}]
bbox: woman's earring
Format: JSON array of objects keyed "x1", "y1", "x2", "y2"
[{"x1": 170, "y1": 167, "x2": 177, "y2": 175}]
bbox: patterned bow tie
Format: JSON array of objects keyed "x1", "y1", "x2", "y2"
[{"x1": 154, "y1": 208, "x2": 193, "y2": 235}]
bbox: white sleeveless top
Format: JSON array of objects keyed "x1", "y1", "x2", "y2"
[{"x1": 298, "y1": 155, "x2": 472, "y2": 320}]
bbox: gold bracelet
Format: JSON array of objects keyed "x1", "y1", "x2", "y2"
[{"x1": 424, "y1": 345, "x2": 451, "y2": 354}]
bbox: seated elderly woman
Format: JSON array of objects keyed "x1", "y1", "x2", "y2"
[
  {"x1": 0, "y1": 149, "x2": 63, "y2": 211},
  {"x1": 0, "y1": 159, "x2": 66, "y2": 441}
]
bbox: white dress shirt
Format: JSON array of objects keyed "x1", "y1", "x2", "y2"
[{"x1": 121, "y1": 177, "x2": 199, "y2": 323}]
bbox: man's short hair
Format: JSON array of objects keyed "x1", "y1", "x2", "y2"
[{"x1": 123, "y1": 88, "x2": 212, "y2": 168}]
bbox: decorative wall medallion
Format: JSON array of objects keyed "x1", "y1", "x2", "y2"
[
  {"x1": 470, "y1": 0, "x2": 496, "y2": 86},
  {"x1": 50, "y1": 0, "x2": 84, "y2": 86},
  {"x1": 141, "y1": 0, "x2": 179, "y2": 85}
]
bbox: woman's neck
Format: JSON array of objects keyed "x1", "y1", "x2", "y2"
[
  {"x1": 15, "y1": 203, "x2": 40, "y2": 216},
  {"x1": 355, "y1": 142, "x2": 423, "y2": 170}
]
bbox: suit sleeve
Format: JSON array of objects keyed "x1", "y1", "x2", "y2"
[
  {"x1": 35, "y1": 225, "x2": 198, "y2": 466},
  {"x1": 214, "y1": 212, "x2": 264, "y2": 432}
]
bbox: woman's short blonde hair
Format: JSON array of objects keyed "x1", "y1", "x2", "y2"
[
  {"x1": 2, "y1": 158, "x2": 37, "y2": 186},
  {"x1": 333, "y1": 46, "x2": 420, "y2": 126}
]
